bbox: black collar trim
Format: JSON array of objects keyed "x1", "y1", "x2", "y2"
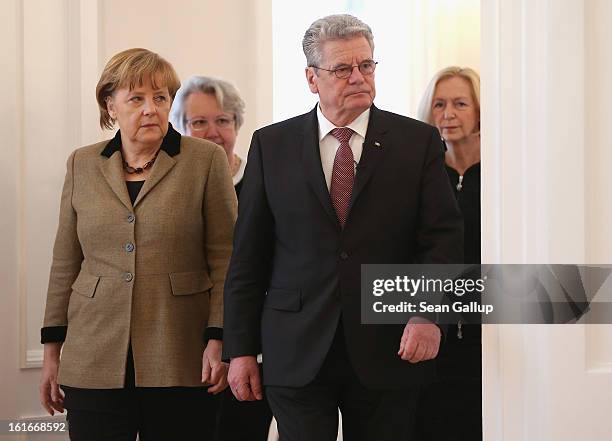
[{"x1": 100, "y1": 123, "x2": 181, "y2": 158}]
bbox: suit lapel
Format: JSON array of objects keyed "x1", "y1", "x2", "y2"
[
  {"x1": 348, "y1": 105, "x2": 390, "y2": 212},
  {"x1": 133, "y1": 150, "x2": 176, "y2": 207},
  {"x1": 100, "y1": 151, "x2": 132, "y2": 210},
  {"x1": 300, "y1": 107, "x2": 340, "y2": 228}
]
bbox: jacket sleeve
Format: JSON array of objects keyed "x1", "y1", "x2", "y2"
[
  {"x1": 42, "y1": 150, "x2": 84, "y2": 340},
  {"x1": 203, "y1": 146, "x2": 238, "y2": 329},
  {"x1": 222, "y1": 131, "x2": 274, "y2": 360}
]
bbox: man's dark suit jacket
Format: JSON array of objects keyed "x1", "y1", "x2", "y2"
[{"x1": 223, "y1": 105, "x2": 463, "y2": 390}]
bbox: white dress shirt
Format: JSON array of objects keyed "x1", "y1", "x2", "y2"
[{"x1": 317, "y1": 104, "x2": 370, "y2": 191}]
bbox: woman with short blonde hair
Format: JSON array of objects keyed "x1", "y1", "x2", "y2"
[
  {"x1": 416, "y1": 66, "x2": 482, "y2": 441},
  {"x1": 417, "y1": 66, "x2": 480, "y2": 128}
]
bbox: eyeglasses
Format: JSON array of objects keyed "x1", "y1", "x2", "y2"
[
  {"x1": 311, "y1": 60, "x2": 378, "y2": 79},
  {"x1": 187, "y1": 116, "x2": 235, "y2": 132}
]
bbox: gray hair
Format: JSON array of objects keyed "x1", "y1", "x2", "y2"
[
  {"x1": 170, "y1": 75, "x2": 245, "y2": 134},
  {"x1": 302, "y1": 14, "x2": 374, "y2": 68}
]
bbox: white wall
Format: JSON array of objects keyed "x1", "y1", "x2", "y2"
[
  {"x1": 100, "y1": 0, "x2": 272, "y2": 157},
  {"x1": 0, "y1": 0, "x2": 45, "y2": 428},
  {"x1": 585, "y1": 0, "x2": 612, "y2": 264},
  {"x1": 0, "y1": 1, "x2": 76, "y2": 432},
  {"x1": 481, "y1": 0, "x2": 612, "y2": 439},
  {"x1": 272, "y1": 0, "x2": 480, "y2": 121}
]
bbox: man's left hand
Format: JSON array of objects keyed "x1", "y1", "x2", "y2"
[{"x1": 397, "y1": 316, "x2": 441, "y2": 363}]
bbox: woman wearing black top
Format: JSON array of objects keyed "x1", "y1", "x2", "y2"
[
  {"x1": 416, "y1": 66, "x2": 482, "y2": 441},
  {"x1": 171, "y1": 76, "x2": 273, "y2": 441}
]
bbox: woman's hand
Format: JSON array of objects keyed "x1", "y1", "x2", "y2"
[
  {"x1": 202, "y1": 339, "x2": 228, "y2": 394},
  {"x1": 40, "y1": 343, "x2": 65, "y2": 415}
]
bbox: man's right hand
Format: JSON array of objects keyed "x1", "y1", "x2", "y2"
[{"x1": 228, "y1": 355, "x2": 263, "y2": 401}]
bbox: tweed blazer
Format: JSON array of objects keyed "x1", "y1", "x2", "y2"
[{"x1": 43, "y1": 127, "x2": 237, "y2": 388}]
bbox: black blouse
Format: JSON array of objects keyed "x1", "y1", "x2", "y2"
[
  {"x1": 443, "y1": 163, "x2": 482, "y2": 347},
  {"x1": 445, "y1": 163, "x2": 481, "y2": 265},
  {"x1": 126, "y1": 180, "x2": 145, "y2": 204}
]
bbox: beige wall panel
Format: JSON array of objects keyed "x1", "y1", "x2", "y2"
[
  {"x1": 586, "y1": 0, "x2": 612, "y2": 263},
  {"x1": 585, "y1": 0, "x2": 612, "y2": 381},
  {"x1": 482, "y1": 0, "x2": 612, "y2": 439},
  {"x1": 0, "y1": 0, "x2": 72, "y2": 423},
  {"x1": 101, "y1": 0, "x2": 272, "y2": 157},
  {"x1": 22, "y1": 0, "x2": 72, "y2": 364}
]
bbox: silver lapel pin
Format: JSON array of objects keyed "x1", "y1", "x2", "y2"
[{"x1": 374, "y1": 141, "x2": 382, "y2": 148}]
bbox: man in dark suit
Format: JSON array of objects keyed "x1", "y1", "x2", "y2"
[{"x1": 223, "y1": 14, "x2": 463, "y2": 441}]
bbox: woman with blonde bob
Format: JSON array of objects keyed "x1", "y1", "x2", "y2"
[
  {"x1": 39, "y1": 48, "x2": 237, "y2": 441},
  {"x1": 416, "y1": 66, "x2": 482, "y2": 441}
]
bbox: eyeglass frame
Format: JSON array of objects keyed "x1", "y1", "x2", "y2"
[
  {"x1": 310, "y1": 60, "x2": 378, "y2": 79},
  {"x1": 186, "y1": 115, "x2": 236, "y2": 132}
]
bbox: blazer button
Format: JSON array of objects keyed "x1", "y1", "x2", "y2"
[
  {"x1": 124, "y1": 272, "x2": 134, "y2": 282},
  {"x1": 127, "y1": 214, "x2": 135, "y2": 223},
  {"x1": 125, "y1": 242, "x2": 135, "y2": 252},
  {"x1": 340, "y1": 251, "x2": 349, "y2": 260}
]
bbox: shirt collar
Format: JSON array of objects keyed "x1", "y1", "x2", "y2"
[
  {"x1": 317, "y1": 104, "x2": 370, "y2": 141},
  {"x1": 100, "y1": 123, "x2": 181, "y2": 158}
]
